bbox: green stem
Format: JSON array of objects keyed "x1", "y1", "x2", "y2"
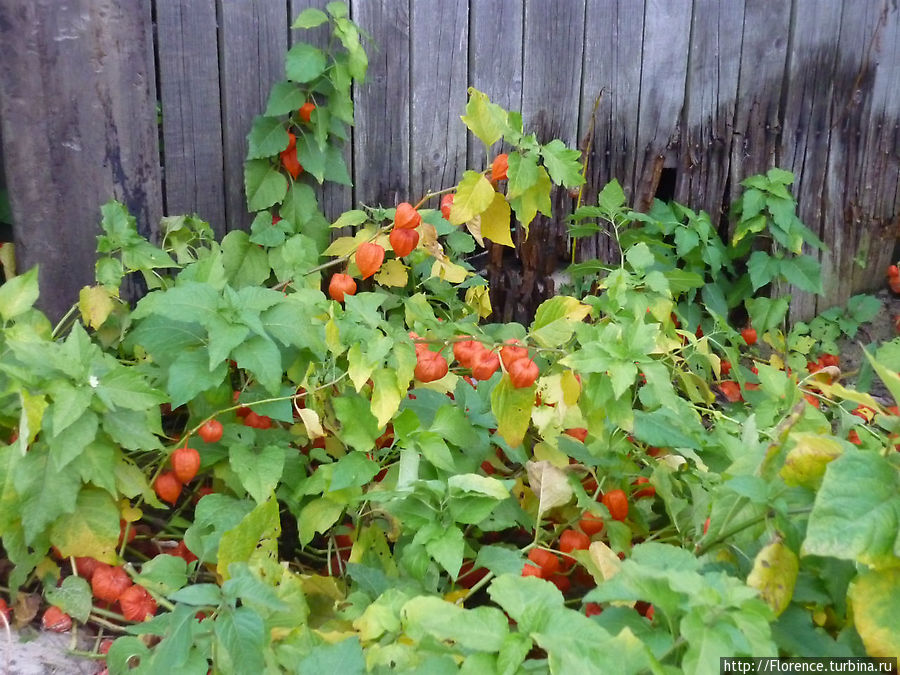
[{"x1": 695, "y1": 506, "x2": 812, "y2": 556}]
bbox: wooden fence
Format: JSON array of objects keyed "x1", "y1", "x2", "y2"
[{"x1": 1, "y1": 0, "x2": 898, "y2": 322}]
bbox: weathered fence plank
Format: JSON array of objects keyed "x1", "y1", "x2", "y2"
[
  {"x1": 674, "y1": 0, "x2": 744, "y2": 223},
  {"x1": 580, "y1": 0, "x2": 645, "y2": 262},
  {"x1": 729, "y1": 0, "x2": 790, "y2": 200},
  {"x1": 353, "y1": 0, "x2": 411, "y2": 207},
  {"x1": 632, "y1": 0, "x2": 692, "y2": 212},
  {"x1": 822, "y1": 0, "x2": 900, "y2": 311},
  {"x1": 488, "y1": 0, "x2": 586, "y2": 323},
  {"x1": 155, "y1": 0, "x2": 226, "y2": 236},
  {"x1": 468, "y1": 0, "x2": 525, "y2": 168},
  {"x1": 0, "y1": 0, "x2": 162, "y2": 320},
  {"x1": 219, "y1": 1, "x2": 288, "y2": 232},
  {"x1": 410, "y1": 0, "x2": 469, "y2": 200}
]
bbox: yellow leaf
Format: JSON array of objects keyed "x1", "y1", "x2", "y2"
[
  {"x1": 525, "y1": 460, "x2": 573, "y2": 515},
  {"x1": 50, "y1": 488, "x2": 120, "y2": 564},
  {"x1": 430, "y1": 259, "x2": 468, "y2": 284},
  {"x1": 780, "y1": 433, "x2": 842, "y2": 489},
  {"x1": 78, "y1": 285, "x2": 115, "y2": 329},
  {"x1": 419, "y1": 223, "x2": 440, "y2": 256},
  {"x1": 322, "y1": 235, "x2": 359, "y2": 257},
  {"x1": 19, "y1": 390, "x2": 47, "y2": 454},
  {"x1": 509, "y1": 165, "x2": 552, "y2": 235},
  {"x1": 375, "y1": 258, "x2": 408, "y2": 287},
  {"x1": 746, "y1": 538, "x2": 798, "y2": 617},
  {"x1": 491, "y1": 374, "x2": 534, "y2": 447},
  {"x1": 848, "y1": 567, "x2": 900, "y2": 657},
  {"x1": 532, "y1": 441, "x2": 569, "y2": 468},
  {"x1": 464, "y1": 285, "x2": 492, "y2": 318},
  {"x1": 449, "y1": 171, "x2": 496, "y2": 225},
  {"x1": 464, "y1": 217, "x2": 484, "y2": 247},
  {"x1": 325, "y1": 318, "x2": 342, "y2": 355},
  {"x1": 479, "y1": 193, "x2": 514, "y2": 247},
  {"x1": 560, "y1": 370, "x2": 582, "y2": 407},
  {"x1": 297, "y1": 407, "x2": 326, "y2": 439},
  {"x1": 588, "y1": 541, "x2": 622, "y2": 581},
  {"x1": 371, "y1": 368, "x2": 402, "y2": 428}
]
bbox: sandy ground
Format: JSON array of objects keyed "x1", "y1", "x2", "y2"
[{"x1": 2, "y1": 627, "x2": 97, "y2": 674}]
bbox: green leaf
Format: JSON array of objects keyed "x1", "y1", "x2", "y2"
[
  {"x1": 430, "y1": 406, "x2": 480, "y2": 449},
  {"x1": 167, "y1": 350, "x2": 229, "y2": 409},
  {"x1": 779, "y1": 254, "x2": 822, "y2": 294},
  {"x1": 632, "y1": 408, "x2": 701, "y2": 450},
  {"x1": 45, "y1": 574, "x2": 92, "y2": 623},
  {"x1": 229, "y1": 444, "x2": 285, "y2": 505},
  {"x1": 530, "y1": 296, "x2": 591, "y2": 348},
  {"x1": 508, "y1": 165, "x2": 552, "y2": 234},
  {"x1": 732, "y1": 214, "x2": 767, "y2": 247},
  {"x1": 597, "y1": 179, "x2": 626, "y2": 211},
  {"x1": 285, "y1": 43, "x2": 327, "y2": 82},
  {"x1": 625, "y1": 242, "x2": 654, "y2": 271},
  {"x1": 222, "y1": 230, "x2": 272, "y2": 288},
  {"x1": 747, "y1": 251, "x2": 779, "y2": 291},
  {"x1": 449, "y1": 171, "x2": 496, "y2": 225},
  {"x1": 292, "y1": 7, "x2": 329, "y2": 29},
  {"x1": 847, "y1": 294, "x2": 882, "y2": 324},
  {"x1": 865, "y1": 349, "x2": 900, "y2": 407},
  {"x1": 332, "y1": 209, "x2": 368, "y2": 229},
  {"x1": 488, "y1": 574, "x2": 564, "y2": 634},
  {"x1": 16, "y1": 450, "x2": 82, "y2": 545},
  {"x1": 848, "y1": 567, "x2": 900, "y2": 657},
  {"x1": 233, "y1": 336, "x2": 282, "y2": 394},
  {"x1": 539, "y1": 139, "x2": 583, "y2": 188},
  {"x1": 215, "y1": 607, "x2": 266, "y2": 675},
  {"x1": 425, "y1": 525, "x2": 465, "y2": 578},
  {"x1": 168, "y1": 583, "x2": 223, "y2": 606},
  {"x1": 298, "y1": 497, "x2": 344, "y2": 546},
  {"x1": 184, "y1": 494, "x2": 254, "y2": 564},
  {"x1": 0, "y1": 266, "x2": 39, "y2": 320},
  {"x1": 745, "y1": 296, "x2": 790, "y2": 334},
  {"x1": 264, "y1": 81, "x2": 307, "y2": 116},
  {"x1": 330, "y1": 452, "x2": 379, "y2": 492},
  {"x1": 333, "y1": 392, "x2": 380, "y2": 452},
  {"x1": 414, "y1": 431, "x2": 456, "y2": 473},
  {"x1": 460, "y1": 88, "x2": 508, "y2": 147},
  {"x1": 297, "y1": 638, "x2": 366, "y2": 675},
  {"x1": 96, "y1": 367, "x2": 167, "y2": 412},
  {"x1": 137, "y1": 554, "x2": 189, "y2": 597},
  {"x1": 247, "y1": 116, "x2": 289, "y2": 159},
  {"x1": 244, "y1": 159, "x2": 288, "y2": 212},
  {"x1": 491, "y1": 375, "x2": 534, "y2": 447},
  {"x1": 402, "y1": 595, "x2": 509, "y2": 652},
  {"x1": 802, "y1": 451, "x2": 900, "y2": 568},
  {"x1": 217, "y1": 496, "x2": 281, "y2": 580}
]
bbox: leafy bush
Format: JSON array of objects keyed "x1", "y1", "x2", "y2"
[{"x1": 1, "y1": 5, "x2": 899, "y2": 672}]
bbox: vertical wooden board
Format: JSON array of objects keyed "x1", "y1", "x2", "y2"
[
  {"x1": 219, "y1": 0, "x2": 288, "y2": 232},
  {"x1": 0, "y1": 0, "x2": 162, "y2": 320},
  {"x1": 674, "y1": 0, "x2": 744, "y2": 223},
  {"x1": 729, "y1": 0, "x2": 789, "y2": 197},
  {"x1": 580, "y1": 0, "x2": 644, "y2": 262},
  {"x1": 497, "y1": 0, "x2": 584, "y2": 323},
  {"x1": 352, "y1": 0, "x2": 410, "y2": 207},
  {"x1": 290, "y1": 0, "x2": 352, "y2": 221},
  {"x1": 777, "y1": 0, "x2": 843, "y2": 319},
  {"x1": 822, "y1": 2, "x2": 900, "y2": 308},
  {"x1": 468, "y1": 0, "x2": 525, "y2": 168},
  {"x1": 410, "y1": 0, "x2": 469, "y2": 200},
  {"x1": 633, "y1": 0, "x2": 691, "y2": 212},
  {"x1": 156, "y1": 0, "x2": 226, "y2": 236}
]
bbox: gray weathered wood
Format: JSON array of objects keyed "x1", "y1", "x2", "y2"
[
  {"x1": 468, "y1": 0, "x2": 525, "y2": 169},
  {"x1": 491, "y1": 0, "x2": 585, "y2": 323},
  {"x1": 778, "y1": 0, "x2": 844, "y2": 320},
  {"x1": 156, "y1": 0, "x2": 226, "y2": 236},
  {"x1": 0, "y1": 0, "x2": 162, "y2": 320},
  {"x1": 290, "y1": 0, "x2": 353, "y2": 222},
  {"x1": 410, "y1": 0, "x2": 469, "y2": 200},
  {"x1": 219, "y1": 0, "x2": 289, "y2": 232},
  {"x1": 729, "y1": 0, "x2": 790, "y2": 200},
  {"x1": 580, "y1": 0, "x2": 645, "y2": 262},
  {"x1": 822, "y1": 0, "x2": 900, "y2": 311},
  {"x1": 632, "y1": 0, "x2": 691, "y2": 212},
  {"x1": 674, "y1": 0, "x2": 744, "y2": 223},
  {"x1": 352, "y1": 0, "x2": 411, "y2": 207}
]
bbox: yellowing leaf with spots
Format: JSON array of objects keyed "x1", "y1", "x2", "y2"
[
  {"x1": 449, "y1": 171, "x2": 495, "y2": 226},
  {"x1": 430, "y1": 258, "x2": 468, "y2": 284},
  {"x1": 849, "y1": 567, "x2": 900, "y2": 657},
  {"x1": 78, "y1": 285, "x2": 115, "y2": 329},
  {"x1": 50, "y1": 488, "x2": 120, "y2": 564},
  {"x1": 746, "y1": 538, "x2": 798, "y2": 617},
  {"x1": 491, "y1": 374, "x2": 534, "y2": 447},
  {"x1": 371, "y1": 368, "x2": 403, "y2": 428},
  {"x1": 465, "y1": 285, "x2": 492, "y2": 318},
  {"x1": 375, "y1": 258, "x2": 408, "y2": 287},
  {"x1": 479, "y1": 192, "x2": 514, "y2": 247},
  {"x1": 780, "y1": 433, "x2": 843, "y2": 489}
]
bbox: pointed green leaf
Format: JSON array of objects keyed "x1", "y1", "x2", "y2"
[
  {"x1": 460, "y1": 88, "x2": 508, "y2": 147},
  {"x1": 244, "y1": 159, "x2": 288, "y2": 212},
  {"x1": 285, "y1": 43, "x2": 327, "y2": 83},
  {"x1": 247, "y1": 116, "x2": 289, "y2": 159}
]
